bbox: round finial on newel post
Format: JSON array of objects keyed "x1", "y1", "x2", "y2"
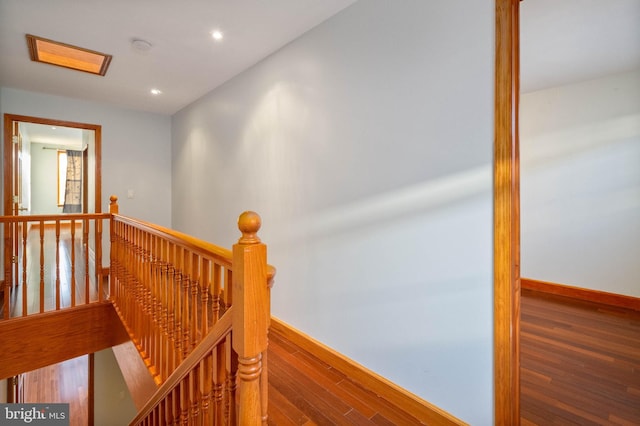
[
  {"x1": 238, "y1": 211, "x2": 261, "y2": 244},
  {"x1": 109, "y1": 195, "x2": 119, "y2": 214}
]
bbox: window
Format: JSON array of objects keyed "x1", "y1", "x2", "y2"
[{"x1": 57, "y1": 151, "x2": 67, "y2": 206}]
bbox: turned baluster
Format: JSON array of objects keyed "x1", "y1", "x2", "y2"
[
  {"x1": 70, "y1": 220, "x2": 77, "y2": 307},
  {"x1": 212, "y1": 264, "x2": 222, "y2": 324},
  {"x1": 83, "y1": 218, "x2": 90, "y2": 304},
  {"x1": 232, "y1": 211, "x2": 269, "y2": 425},
  {"x1": 3, "y1": 222, "x2": 11, "y2": 319},
  {"x1": 189, "y1": 368, "x2": 199, "y2": 423},
  {"x1": 160, "y1": 238, "x2": 171, "y2": 380},
  {"x1": 21, "y1": 223, "x2": 28, "y2": 316},
  {"x1": 181, "y1": 248, "x2": 191, "y2": 359},
  {"x1": 55, "y1": 220, "x2": 61, "y2": 310},
  {"x1": 189, "y1": 253, "x2": 199, "y2": 351},
  {"x1": 261, "y1": 270, "x2": 276, "y2": 425},
  {"x1": 168, "y1": 242, "x2": 181, "y2": 370},
  {"x1": 108, "y1": 196, "x2": 118, "y2": 299},
  {"x1": 96, "y1": 216, "x2": 103, "y2": 301},
  {"x1": 39, "y1": 221, "x2": 44, "y2": 313},
  {"x1": 180, "y1": 378, "x2": 189, "y2": 425}
]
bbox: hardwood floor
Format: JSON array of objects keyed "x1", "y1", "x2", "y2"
[
  {"x1": 23, "y1": 355, "x2": 89, "y2": 426},
  {"x1": 267, "y1": 330, "x2": 424, "y2": 425},
  {"x1": 520, "y1": 288, "x2": 640, "y2": 425},
  {"x1": 2, "y1": 225, "x2": 97, "y2": 318},
  {"x1": 12, "y1": 231, "x2": 639, "y2": 426}
]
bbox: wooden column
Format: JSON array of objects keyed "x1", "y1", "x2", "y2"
[
  {"x1": 232, "y1": 211, "x2": 269, "y2": 425},
  {"x1": 495, "y1": 0, "x2": 521, "y2": 424}
]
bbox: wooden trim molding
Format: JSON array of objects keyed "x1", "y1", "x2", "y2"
[
  {"x1": 0, "y1": 302, "x2": 129, "y2": 379},
  {"x1": 522, "y1": 278, "x2": 640, "y2": 311},
  {"x1": 494, "y1": 0, "x2": 521, "y2": 424},
  {"x1": 270, "y1": 317, "x2": 467, "y2": 426}
]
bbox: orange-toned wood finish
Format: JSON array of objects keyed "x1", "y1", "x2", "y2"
[
  {"x1": 494, "y1": 0, "x2": 521, "y2": 424},
  {"x1": 23, "y1": 356, "x2": 89, "y2": 426},
  {"x1": 521, "y1": 289, "x2": 640, "y2": 424},
  {"x1": 270, "y1": 317, "x2": 467, "y2": 425},
  {"x1": 0, "y1": 214, "x2": 111, "y2": 319},
  {"x1": 522, "y1": 278, "x2": 640, "y2": 311},
  {"x1": 3, "y1": 114, "x2": 103, "y2": 319},
  {"x1": 111, "y1": 211, "x2": 273, "y2": 425},
  {"x1": 0, "y1": 301, "x2": 129, "y2": 379},
  {"x1": 26, "y1": 34, "x2": 112, "y2": 76}
]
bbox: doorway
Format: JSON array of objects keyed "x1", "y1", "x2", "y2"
[{"x1": 2, "y1": 114, "x2": 102, "y2": 293}]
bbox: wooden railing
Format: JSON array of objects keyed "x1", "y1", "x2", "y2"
[
  {"x1": 0, "y1": 211, "x2": 111, "y2": 319},
  {"x1": 1, "y1": 198, "x2": 274, "y2": 424},
  {"x1": 110, "y1": 209, "x2": 274, "y2": 425}
]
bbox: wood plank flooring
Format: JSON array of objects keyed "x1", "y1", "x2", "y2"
[
  {"x1": 267, "y1": 330, "x2": 424, "y2": 425},
  {"x1": 23, "y1": 355, "x2": 88, "y2": 426},
  {"x1": 13, "y1": 231, "x2": 639, "y2": 426},
  {"x1": 520, "y1": 288, "x2": 640, "y2": 425},
  {"x1": 2, "y1": 225, "x2": 98, "y2": 318}
]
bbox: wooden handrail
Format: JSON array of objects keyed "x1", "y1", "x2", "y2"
[
  {"x1": 110, "y1": 214, "x2": 234, "y2": 268},
  {"x1": 0, "y1": 213, "x2": 110, "y2": 223}
]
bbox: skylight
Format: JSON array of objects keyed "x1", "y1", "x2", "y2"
[{"x1": 26, "y1": 34, "x2": 112, "y2": 76}]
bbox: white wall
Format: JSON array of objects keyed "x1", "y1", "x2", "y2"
[
  {"x1": 94, "y1": 349, "x2": 137, "y2": 426},
  {"x1": 30, "y1": 142, "x2": 63, "y2": 214},
  {"x1": 0, "y1": 87, "x2": 172, "y2": 226},
  {"x1": 521, "y1": 70, "x2": 640, "y2": 297},
  {"x1": 172, "y1": 1, "x2": 494, "y2": 423}
]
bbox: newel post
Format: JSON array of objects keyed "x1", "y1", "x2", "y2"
[
  {"x1": 109, "y1": 195, "x2": 119, "y2": 214},
  {"x1": 232, "y1": 211, "x2": 269, "y2": 425}
]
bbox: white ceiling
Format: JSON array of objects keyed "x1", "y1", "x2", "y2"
[
  {"x1": 21, "y1": 122, "x2": 83, "y2": 148},
  {"x1": 1, "y1": 0, "x2": 638, "y2": 140},
  {"x1": 520, "y1": 0, "x2": 640, "y2": 93},
  {"x1": 0, "y1": 0, "x2": 356, "y2": 116}
]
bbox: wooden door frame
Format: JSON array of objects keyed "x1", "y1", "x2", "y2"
[
  {"x1": 494, "y1": 0, "x2": 521, "y2": 424},
  {"x1": 3, "y1": 114, "x2": 102, "y2": 216},
  {"x1": 3, "y1": 114, "x2": 102, "y2": 293}
]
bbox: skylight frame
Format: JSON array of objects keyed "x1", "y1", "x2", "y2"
[{"x1": 26, "y1": 34, "x2": 112, "y2": 76}]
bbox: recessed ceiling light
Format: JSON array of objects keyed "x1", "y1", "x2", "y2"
[
  {"x1": 26, "y1": 34, "x2": 112, "y2": 76},
  {"x1": 211, "y1": 30, "x2": 224, "y2": 41},
  {"x1": 131, "y1": 38, "x2": 153, "y2": 52},
  {"x1": 150, "y1": 88, "x2": 162, "y2": 95}
]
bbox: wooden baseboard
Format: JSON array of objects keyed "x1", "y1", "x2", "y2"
[
  {"x1": 270, "y1": 317, "x2": 467, "y2": 426},
  {"x1": 522, "y1": 278, "x2": 640, "y2": 311}
]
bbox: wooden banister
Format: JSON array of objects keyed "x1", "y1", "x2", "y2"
[
  {"x1": 110, "y1": 210, "x2": 273, "y2": 425},
  {"x1": 1, "y1": 200, "x2": 274, "y2": 425},
  {"x1": 0, "y1": 212, "x2": 111, "y2": 319}
]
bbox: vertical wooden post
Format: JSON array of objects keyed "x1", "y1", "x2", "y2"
[
  {"x1": 232, "y1": 211, "x2": 269, "y2": 425},
  {"x1": 109, "y1": 196, "x2": 118, "y2": 299},
  {"x1": 109, "y1": 195, "x2": 119, "y2": 214},
  {"x1": 495, "y1": 0, "x2": 521, "y2": 424}
]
